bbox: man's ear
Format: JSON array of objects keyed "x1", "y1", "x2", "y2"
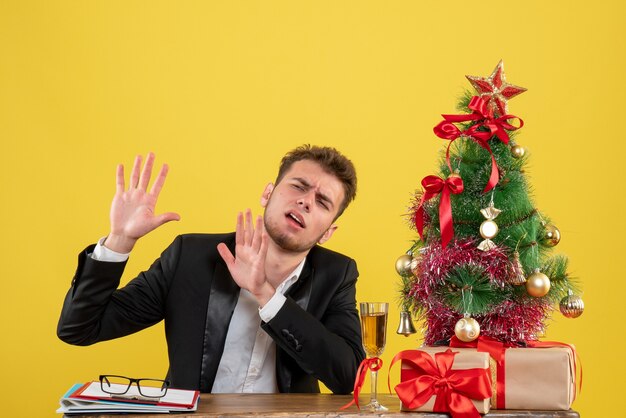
[
  {"x1": 260, "y1": 183, "x2": 274, "y2": 208},
  {"x1": 318, "y1": 224, "x2": 339, "y2": 245}
]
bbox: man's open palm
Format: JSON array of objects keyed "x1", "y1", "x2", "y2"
[{"x1": 106, "y1": 153, "x2": 180, "y2": 253}]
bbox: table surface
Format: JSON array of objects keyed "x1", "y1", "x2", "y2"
[{"x1": 64, "y1": 393, "x2": 581, "y2": 418}]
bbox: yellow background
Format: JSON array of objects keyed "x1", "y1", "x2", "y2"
[{"x1": 1, "y1": 1, "x2": 622, "y2": 416}]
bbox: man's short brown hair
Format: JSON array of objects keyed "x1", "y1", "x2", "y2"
[{"x1": 276, "y1": 145, "x2": 357, "y2": 218}]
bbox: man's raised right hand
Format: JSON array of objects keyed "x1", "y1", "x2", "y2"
[{"x1": 104, "y1": 153, "x2": 180, "y2": 254}]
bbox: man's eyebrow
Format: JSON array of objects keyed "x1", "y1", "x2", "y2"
[
  {"x1": 293, "y1": 177, "x2": 335, "y2": 208},
  {"x1": 293, "y1": 177, "x2": 311, "y2": 188}
]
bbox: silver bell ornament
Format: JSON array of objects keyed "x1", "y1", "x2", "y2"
[{"x1": 396, "y1": 310, "x2": 417, "y2": 336}]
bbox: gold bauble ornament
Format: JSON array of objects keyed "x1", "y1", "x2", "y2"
[
  {"x1": 542, "y1": 224, "x2": 561, "y2": 247},
  {"x1": 395, "y1": 254, "x2": 413, "y2": 276},
  {"x1": 560, "y1": 290, "x2": 585, "y2": 318},
  {"x1": 511, "y1": 144, "x2": 526, "y2": 158},
  {"x1": 525, "y1": 269, "x2": 551, "y2": 297},
  {"x1": 479, "y1": 220, "x2": 499, "y2": 239},
  {"x1": 454, "y1": 316, "x2": 480, "y2": 342}
]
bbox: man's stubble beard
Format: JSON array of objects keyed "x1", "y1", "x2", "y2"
[{"x1": 263, "y1": 216, "x2": 326, "y2": 254}]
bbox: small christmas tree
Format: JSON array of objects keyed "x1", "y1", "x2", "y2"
[{"x1": 397, "y1": 61, "x2": 584, "y2": 345}]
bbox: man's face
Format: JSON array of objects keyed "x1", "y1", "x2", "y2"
[{"x1": 262, "y1": 159, "x2": 345, "y2": 253}]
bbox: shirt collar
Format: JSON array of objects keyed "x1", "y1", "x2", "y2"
[{"x1": 275, "y1": 257, "x2": 306, "y2": 295}]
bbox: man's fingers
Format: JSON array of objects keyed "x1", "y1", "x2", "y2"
[
  {"x1": 217, "y1": 243, "x2": 235, "y2": 267},
  {"x1": 259, "y1": 229, "x2": 269, "y2": 260},
  {"x1": 244, "y1": 209, "x2": 253, "y2": 246},
  {"x1": 153, "y1": 212, "x2": 181, "y2": 228},
  {"x1": 235, "y1": 212, "x2": 244, "y2": 246},
  {"x1": 116, "y1": 164, "x2": 125, "y2": 194},
  {"x1": 138, "y1": 152, "x2": 155, "y2": 191},
  {"x1": 251, "y1": 215, "x2": 264, "y2": 251},
  {"x1": 129, "y1": 155, "x2": 142, "y2": 189},
  {"x1": 149, "y1": 164, "x2": 169, "y2": 198}
]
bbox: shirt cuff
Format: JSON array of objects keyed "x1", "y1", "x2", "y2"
[
  {"x1": 259, "y1": 292, "x2": 286, "y2": 323},
  {"x1": 90, "y1": 237, "x2": 130, "y2": 262}
]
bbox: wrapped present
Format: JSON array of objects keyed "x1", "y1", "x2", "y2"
[
  {"x1": 391, "y1": 347, "x2": 492, "y2": 418},
  {"x1": 450, "y1": 336, "x2": 579, "y2": 410}
]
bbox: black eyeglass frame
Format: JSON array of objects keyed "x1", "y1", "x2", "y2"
[{"x1": 99, "y1": 374, "x2": 171, "y2": 399}]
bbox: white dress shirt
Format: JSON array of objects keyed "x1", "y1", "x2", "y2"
[{"x1": 90, "y1": 237, "x2": 305, "y2": 393}]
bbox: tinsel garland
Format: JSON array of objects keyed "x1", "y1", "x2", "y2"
[
  {"x1": 410, "y1": 239, "x2": 518, "y2": 292},
  {"x1": 409, "y1": 239, "x2": 552, "y2": 345},
  {"x1": 421, "y1": 298, "x2": 550, "y2": 345}
]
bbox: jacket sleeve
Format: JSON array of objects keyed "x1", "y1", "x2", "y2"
[
  {"x1": 57, "y1": 236, "x2": 182, "y2": 345},
  {"x1": 261, "y1": 258, "x2": 365, "y2": 394}
]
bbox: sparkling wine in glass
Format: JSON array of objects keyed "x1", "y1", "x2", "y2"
[{"x1": 360, "y1": 302, "x2": 388, "y2": 411}]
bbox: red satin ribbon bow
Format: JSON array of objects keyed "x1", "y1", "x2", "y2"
[
  {"x1": 340, "y1": 357, "x2": 382, "y2": 410},
  {"x1": 389, "y1": 349, "x2": 492, "y2": 418},
  {"x1": 414, "y1": 174, "x2": 464, "y2": 248},
  {"x1": 483, "y1": 114, "x2": 523, "y2": 145},
  {"x1": 439, "y1": 95, "x2": 492, "y2": 123},
  {"x1": 433, "y1": 121, "x2": 498, "y2": 193},
  {"x1": 439, "y1": 96, "x2": 523, "y2": 144},
  {"x1": 433, "y1": 96, "x2": 523, "y2": 193}
]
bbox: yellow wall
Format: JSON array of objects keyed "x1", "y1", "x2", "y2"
[{"x1": 1, "y1": 1, "x2": 621, "y2": 416}]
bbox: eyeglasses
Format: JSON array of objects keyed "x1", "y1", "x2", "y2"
[{"x1": 99, "y1": 375, "x2": 170, "y2": 399}]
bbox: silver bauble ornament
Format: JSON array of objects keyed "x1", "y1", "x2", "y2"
[{"x1": 560, "y1": 290, "x2": 584, "y2": 318}]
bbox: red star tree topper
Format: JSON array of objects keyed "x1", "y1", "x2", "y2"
[{"x1": 465, "y1": 60, "x2": 527, "y2": 116}]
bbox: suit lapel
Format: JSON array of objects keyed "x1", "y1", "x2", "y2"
[
  {"x1": 199, "y1": 245, "x2": 315, "y2": 392},
  {"x1": 285, "y1": 259, "x2": 313, "y2": 311},
  {"x1": 200, "y1": 256, "x2": 240, "y2": 392}
]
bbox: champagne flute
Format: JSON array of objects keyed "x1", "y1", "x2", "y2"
[{"x1": 359, "y1": 302, "x2": 389, "y2": 411}]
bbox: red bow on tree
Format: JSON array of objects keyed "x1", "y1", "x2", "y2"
[
  {"x1": 441, "y1": 96, "x2": 523, "y2": 144},
  {"x1": 390, "y1": 349, "x2": 492, "y2": 418},
  {"x1": 414, "y1": 174, "x2": 464, "y2": 248},
  {"x1": 433, "y1": 96, "x2": 523, "y2": 193}
]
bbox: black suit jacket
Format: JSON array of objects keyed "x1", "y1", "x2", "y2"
[{"x1": 57, "y1": 233, "x2": 365, "y2": 394}]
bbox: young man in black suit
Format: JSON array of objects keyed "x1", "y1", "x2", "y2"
[{"x1": 58, "y1": 145, "x2": 365, "y2": 394}]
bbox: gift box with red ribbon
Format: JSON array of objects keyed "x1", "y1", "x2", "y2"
[
  {"x1": 449, "y1": 336, "x2": 580, "y2": 410},
  {"x1": 391, "y1": 347, "x2": 492, "y2": 417}
]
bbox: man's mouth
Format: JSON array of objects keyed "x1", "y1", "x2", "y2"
[{"x1": 286, "y1": 212, "x2": 305, "y2": 228}]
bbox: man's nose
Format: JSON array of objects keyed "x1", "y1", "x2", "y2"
[{"x1": 297, "y1": 196, "x2": 311, "y2": 212}]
